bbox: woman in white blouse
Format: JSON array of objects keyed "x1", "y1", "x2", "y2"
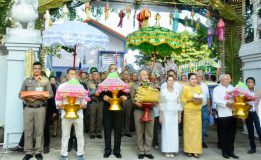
[{"x1": 159, "y1": 75, "x2": 182, "y2": 158}]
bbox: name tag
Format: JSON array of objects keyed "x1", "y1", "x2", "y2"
[{"x1": 36, "y1": 87, "x2": 43, "y2": 91}]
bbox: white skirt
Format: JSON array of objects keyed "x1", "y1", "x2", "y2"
[{"x1": 161, "y1": 110, "x2": 179, "y2": 153}]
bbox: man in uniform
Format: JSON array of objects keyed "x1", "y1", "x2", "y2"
[
  {"x1": 20, "y1": 62, "x2": 53, "y2": 160},
  {"x1": 87, "y1": 67, "x2": 103, "y2": 139},
  {"x1": 131, "y1": 70, "x2": 156, "y2": 159},
  {"x1": 121, "y1": 70, "x2": 134, "y2": 137}
]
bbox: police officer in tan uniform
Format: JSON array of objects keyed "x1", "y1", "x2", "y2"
[
  {"x1": 20, "y1": 62, "x2": 53, "y2": 160},
  {"x1": 87, "y1": 67, "x2": 103, "y2": 139},
  {"x1": 121, "y1": 70, "x2": 134, "y2": 137}
]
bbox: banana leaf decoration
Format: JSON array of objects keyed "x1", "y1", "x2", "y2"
[{"x1": 171, "y1": 8, "x2": 179, "y2": 32}]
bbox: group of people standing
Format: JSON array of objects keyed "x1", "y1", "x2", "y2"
[{"x1": 15, "y1": 61, "x2": 261, "y2": 160}]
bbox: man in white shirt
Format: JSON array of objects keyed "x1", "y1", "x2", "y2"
[
  {"x1": 56, "y1": 68, "x2": 87, "y2": 160},
  {"x1": 245, "y1": 77, "x2": 261, "y2": 154},
  {"x1": 213, "y1": 74, "x2": 239, "y2": 159},
  {"x1": 196, "y1": 72, "x2": 211, "y2": 148}
]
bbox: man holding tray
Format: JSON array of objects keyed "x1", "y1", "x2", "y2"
[{"x1": 19, "y1": 62, "x2": 53, "y2": 160}]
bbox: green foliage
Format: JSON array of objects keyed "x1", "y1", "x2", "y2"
[
  {"x1": 245, "y1": 0, "x2": 254, "y2": 43},
  {"x1": 0, "y1": 0, "x2": 14, "y2": 41},
  {"x1": 224, "y1": 26, "x2": 242, "y2": 85}
]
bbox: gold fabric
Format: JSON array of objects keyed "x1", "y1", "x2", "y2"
[
  {"x1": 24, "y1": 49, "x2": 35, "y2": 79},
  {"x1": 181, "y1": 85, "x2": 202, "y2": 154}
]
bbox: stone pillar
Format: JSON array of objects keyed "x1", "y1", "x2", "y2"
[{"x1": 3, "y1": 28, "x2": 41, "y2": 148}]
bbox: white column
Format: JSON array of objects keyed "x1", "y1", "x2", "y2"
[{"x1": 3, "y1": 28, "x2": 41, "y2": 148}]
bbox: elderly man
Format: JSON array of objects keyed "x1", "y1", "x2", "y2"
[
  {"x1": 131, "y1": 70, "x2": 156, "y2": 159},
  {"x1": 196, "y1": 71, "x2": 211, "y2": 148},
  {"x1": 213, "y1": 74, "x2": 239, "y2": 159}
]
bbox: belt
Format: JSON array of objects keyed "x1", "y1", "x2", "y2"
[{"x1": 26, "y1": 104, "x2": 45, "y2": 108}]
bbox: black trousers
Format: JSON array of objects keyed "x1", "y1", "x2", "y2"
[
  {"x1": 245, "y1": 111, "x2": 261, "y2": 150},
  {"x1": 218, "y1": 116, "x2": 237, "y2": 155},
  {"x1": 152, "y1": 117, "x2": 160, "y2": 146},
  {"x1": 103, "y1": 108, "x2": 123, "y2": 154}
]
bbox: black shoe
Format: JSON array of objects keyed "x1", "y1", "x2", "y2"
[
  {"x1": 229, "y1": 154, "x2": 239, "y2": 159},
  {"x1": 35, "y1": 154, "x2": 43, "y2": 160},
  {"x1": 202, "y1": 142, "x2": 208, "y2": 148},
  {"x1": 10, "y1": 145, "x2": 24, "y2": 152},
  {"x1": 145, "y1": 154, "x2": 154, "y2": 159},
  {"x1": 222, "y1": 154, "x2": 230, "y2": 159},
  {"x1": 90, "y1": 135, "x2": 95, "y2": 139},
  {"x1": 23, "y1": 154, "x2": 33, "y2": 160},
  {"x1": 124, "y1": 133, "x2": 132, "y2": 137},
  {"x1": 114, "y1": 153, "x2": 122, "y2": 158},
  {"x1": 96, "y1": 135, "x2": 103, "y2": 139},
  {"x1": 43, "y1": 147, "x2": 50, "y2": 154},
  {"x1": 247, "y1": 149, "x2": 256, "y2": 154},
  {"x1": 138, "y1": 154, "x2": 144, "y2": 159},
  {"x1": 103, "y1": 153, "x2": 111, "y2": 158}
]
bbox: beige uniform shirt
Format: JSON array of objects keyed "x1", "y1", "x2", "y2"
[{"x1": 20, "y1": 76, "x2": 53, "y2": 106}]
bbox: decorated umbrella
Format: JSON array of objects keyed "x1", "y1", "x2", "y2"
[
  {"x1": 42, "y1": 21, "x2": 109, "y2": 67},
  {"x1": 126, "y1": 26, "x2": 182, "y2": 67}
]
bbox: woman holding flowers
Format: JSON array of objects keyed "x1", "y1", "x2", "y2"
[{"x1": 181, "y1": 73, "x2": 203, "y2": 158}]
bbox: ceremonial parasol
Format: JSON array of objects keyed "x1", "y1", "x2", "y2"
[
  {"x1": 126, "y1": 26, "x2": 182, "y2": 66},
  {"x1": 42, "y1": 21, "x2": 109, "y2": 67}
]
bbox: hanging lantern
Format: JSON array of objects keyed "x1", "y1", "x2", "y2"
[
  {"x1": 191, "y1": 8, "x2": 195, "y2": 25},
  {"x1": 137, "y1": 12, "x2": 143, "y2": 29},
  {"x1": 154, "y1": 13, "x2": 161, "y2": 26},
  {"x1": 85, "y1": 2, "x2": 90, "y2": 20},
  {"x1": 126, "y1": 4, "x2": 131, "y2": 19},
  {"x1": 141, "y1": 7, "x2": 151, "y2": 28},
  {"x1": 118, "y1": 10, "x2": 125, "y2": 28},
  {"x1": 184, "y1": 15, "x2": 188, "y2": 27},
  {"x1": 105, "y1": 1, "x2": 110, "y2": 21},
  {"x1": 207, "y1": 27, "x2": 214, "y2": 48},
  {"x1": 216, "y1": 17, "x2": 225, "y2": 41},
  {"x1": 196, "y1": 18, "x2": 200, "y2": 31},
  {"x1": 171, "y1": 8, "x2": 179, "y2": 32},
  {"x1": 206, "y1": 10, "x2": 211, "y2": 26}
]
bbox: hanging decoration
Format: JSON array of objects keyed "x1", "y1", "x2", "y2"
[
  {"x1": 62, "y1": 4, "x2": 69, "y2": 21},
  {"x1": 169, "y1": 12, "x2": 172, "y2": 25},
  {"x1": 137, "y1": 12, "x2": 143, "y2": 29},
  {"x1": 126, "y1": 4, "x2": 131, "y2": 19},
  {"x1": 205, "y1": 9, "x2": 211, "y2": 26},
  {"x1": 141, "y1": 7, "x2": 151, "y2": 28},
  {"x1": 85, "y1": 2, "x2": 90, "y2": 20},
  {"x1": 184, "y1": 15, "x2": 188, "y2": 27},
  {"x1": 196, "y1": 18, "x2": 200, "y2": 31},
  {"x1": 105, "y1": 1, "x2": 110, "y2": 21},
  {"x1": 44, "y1": 10, "x2": 52, "y2": 29},
  {"x1": 154, "y1": 13, "x2": 161, "y2": 26},
  {"x1": 207, "y1": 27, "x2": 214, "y2": 48},
  {"x1": 171, "y1": 8, "x2": 179, "y2": 32},
  {"x1": 216, "y1": 17, "x2": 225, "y2": 41},
  {"x1": 191, "y1": 8, "x2": 195, "y2": 25},
  {"x1": 118, "y1": 10, "x2": 125, "y2": 28}
]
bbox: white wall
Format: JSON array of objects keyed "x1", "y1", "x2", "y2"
[{"x1": 0, "y1": 55, "x2": 7, "y2": 127}]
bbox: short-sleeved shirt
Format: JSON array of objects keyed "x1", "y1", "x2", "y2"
[{"x1": 20, "y1": 76, "x2": 53, "y2": 106}]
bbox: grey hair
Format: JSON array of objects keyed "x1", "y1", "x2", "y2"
[{"x1": 219, "y1": 74, "x2": 229, "y2": 81}]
